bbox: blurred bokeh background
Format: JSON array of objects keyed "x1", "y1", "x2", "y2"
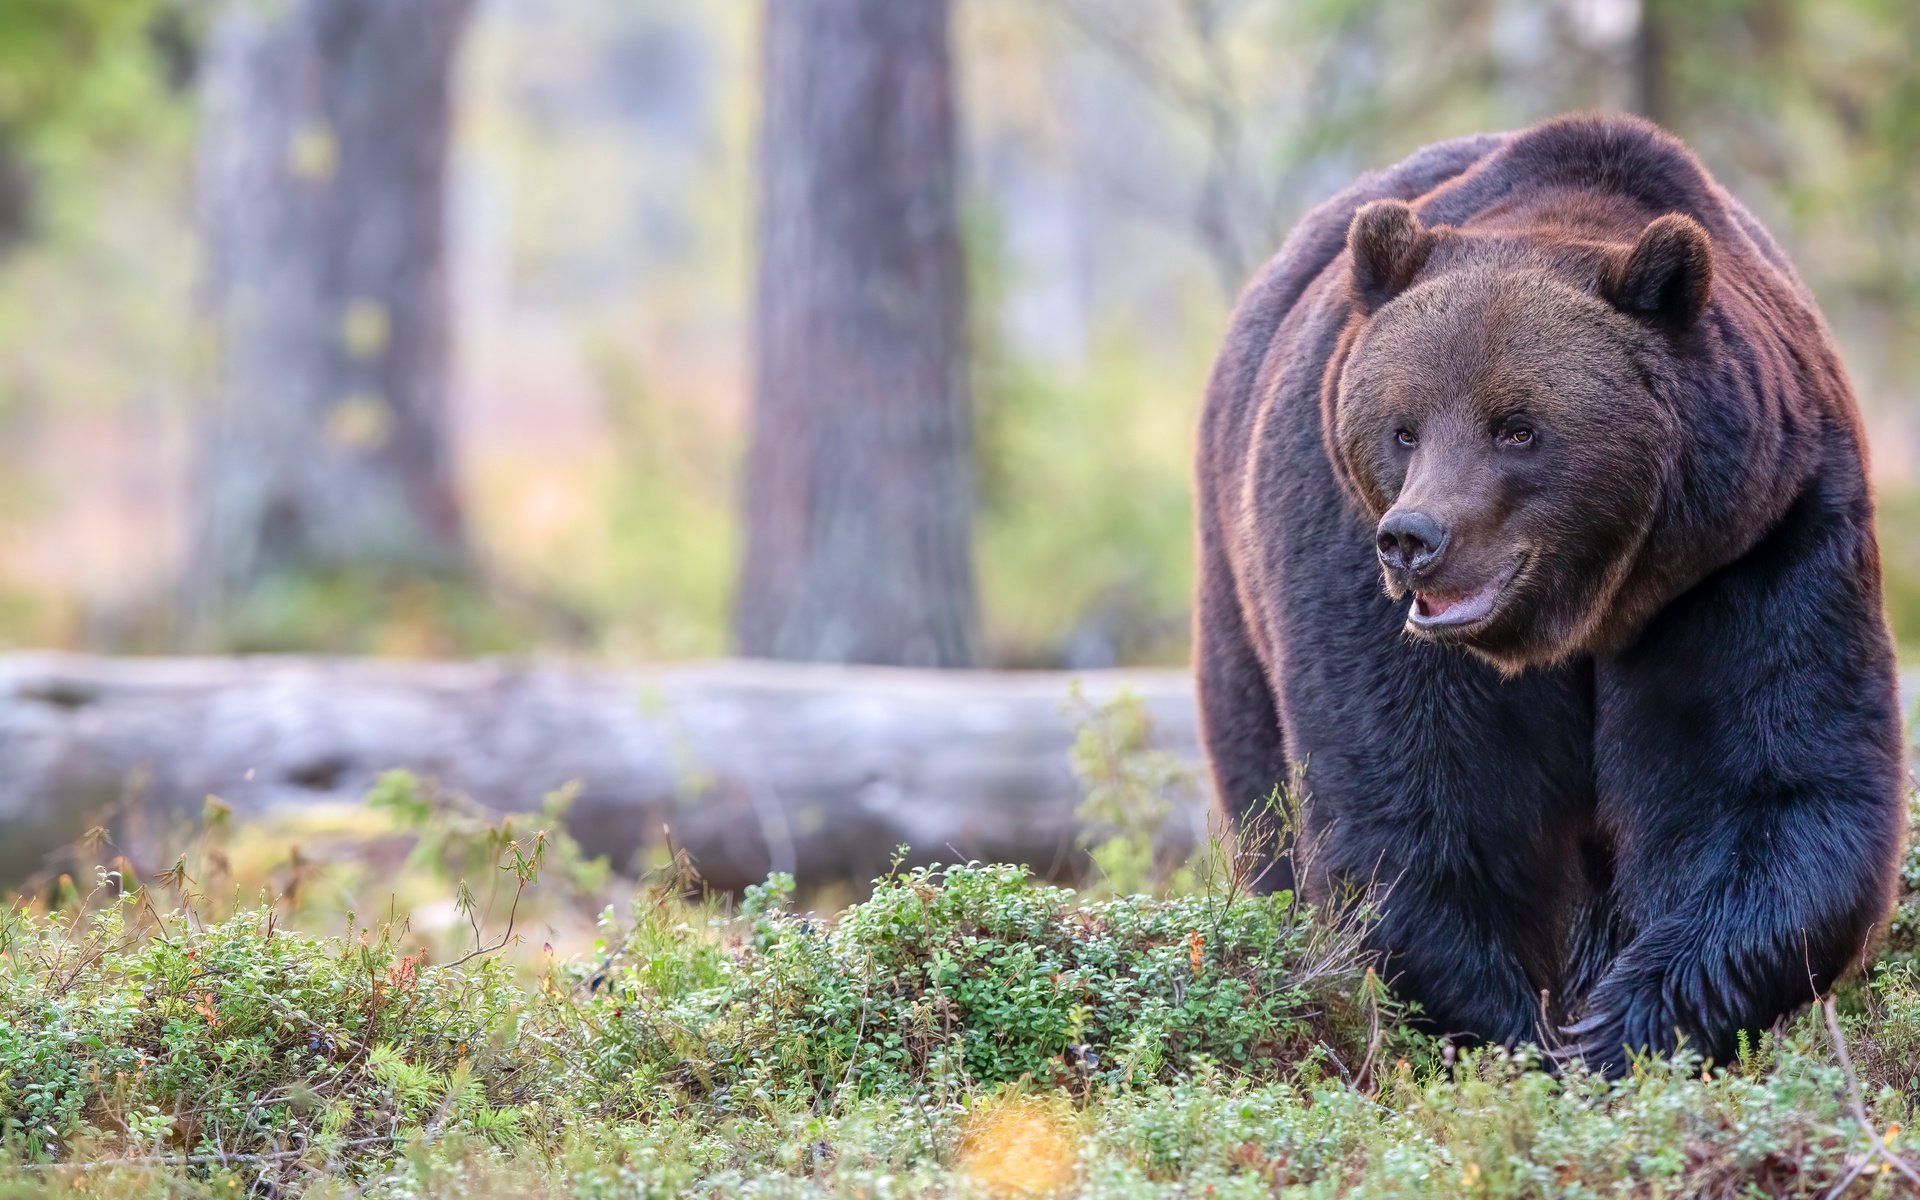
[{"x1": 5, "y1": 0, "x2": 1918, "y2": 670}]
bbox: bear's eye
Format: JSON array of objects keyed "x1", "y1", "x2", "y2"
[
  {"x1": 1394, "y1": 428, "x2": 1417, "y2": 449},
  {"x1": 1499, "y1": 426, "x2": 1535, "y2": 447}
]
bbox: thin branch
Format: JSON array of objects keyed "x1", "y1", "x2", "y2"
[
  {"x1": 440, "y1": 839, "x2": 536, "y2": 970},
  {"x1": 1819, "y1": 995, "x2": 1920, "y2": 1196},
  {"x1": 16, "y1": 1135, "x2": 397, "y2": 1172},
  {"x1": 1050, "y1": 0, "x2": 1215, "y2": 116}
]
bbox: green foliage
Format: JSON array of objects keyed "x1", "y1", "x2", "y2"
[
  {"x1": 0, "y1": 734, "x2": 1916, "y2": 1200},
  {"x1": 0, "y1": 0, "x2": 173, "y2": 145},
  {"x1": 1075, "y1": 1025, "x2": 1915, "y2": 1199},
  {"x1": 0, "y1": 896, "x2": 546, "y2": 1182},
  {"x1": 590, "y1": 340, "x2": 738, "y2": 658},
  {"x1": 0, "y1": 783, "x2": 1917, "y2": 1195},
  {"x1": 1850, "y1": 963, "x2": 1920, "y2": 1106},
  {"x1": 1873, "y1": 489, "x2": 1920, "y2": 657},
  {"x1": 367, "y1": 769, "x2": 609, "y2": 903},
  {"x1": 1886, "y1": 788, "x2": 1920, "y2": 968},
  {"x1": 966, "y1": 196, "x2": 1209, "y2": 667},
  {"x1": 440, "y1": 334, "x2": 741, "y2": 663},
  {"x1": 1, "y1": 874, "x2": 1917, "y2": 1197},
  {"x1": 566, "y1": 861, "x2": 1407, "y2": 1121},
  {"x1": 1068, "y1": 686, "x2": 1207, "y2": 896},
  {"x1": 205, "y1": 567, "x2": 537, "y2": 658},
  {"x1": 971, "y1": 325, "x2": 1204, "y2": 667}
]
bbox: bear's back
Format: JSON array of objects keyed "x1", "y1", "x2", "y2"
[
  {"x1": 1198, "y1": 113, "x2": 1835, "y2": 551},
  {"x1": 1419, "y1": 114, "x2": 1808, "y2": 303}
]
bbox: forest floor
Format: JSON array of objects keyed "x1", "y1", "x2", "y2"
[{"x1": 1, "y1": 777, "x2": 1917, "y2": 1199}]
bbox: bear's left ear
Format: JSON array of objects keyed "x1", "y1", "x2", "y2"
[
  {"x1": 1604, "y1": 213, "x2": 1713, "y2": 328},
  {"x1": 1348, "y1": 200, "x2": 1432, "y2": 314}
]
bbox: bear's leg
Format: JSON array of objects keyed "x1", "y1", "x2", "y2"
[
  {"x1": 1280, "y1": 621, "x2": 1595, "y2": 1049},
  {"x1": 1359, "y1": 878, "x2": 1560, "y2": 1048},
  {"x1": 1555, "y1": 840, "x2": 1624, "y2": 1026},
  {"x1": 1570, "y1": 485, "x2": 1905, "y2": 1073},
  {"x1": 1194, "y1": 537, "x2": 1295, "y2": 894}
]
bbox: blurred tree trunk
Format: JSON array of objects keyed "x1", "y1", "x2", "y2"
[
  {"x1": 185, "y1": 0, "x2": 473, "y2": 645},
  {"x1": 1632, "y1": 0, "x2": 1673, "y2": 128},
  {"x1": 735, "y1": 0, "x2": 979, "y2": 668},
  {"x1": 0, "y1": 136, "x2": 32, "y2": 257}
]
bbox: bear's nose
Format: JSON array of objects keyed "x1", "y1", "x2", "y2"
[{"x1": 1376, "y1": 509, "x2": 1449, "y2": 576}]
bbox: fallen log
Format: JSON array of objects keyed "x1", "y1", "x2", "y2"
[{"x1": 0, "y1": 655, "x2": 1209, "y2": 890}]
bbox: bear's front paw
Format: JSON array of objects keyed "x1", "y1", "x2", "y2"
[
  {"x1": 1556, "y1": 975, "x2": 1681, "y2": 1076},
  {"x1": 1555, "y1": 1005, "x2": 1640, "y2": 1076}
]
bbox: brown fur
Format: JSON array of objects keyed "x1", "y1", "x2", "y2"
[{"x1": 1194, "y1": 114, "x2": 1904, "y2": 1070}]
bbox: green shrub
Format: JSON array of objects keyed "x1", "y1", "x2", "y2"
[
  {"x1": 1, "y1": 809, "x2": 1917, "y2": 1197},
  {"x1": 0, "y1": 896, "x2": 551, "y2": 1186},
  {"x1": 1888, "y1": 789, "x2": 1920, "y2": 969},
  {"x1": 564, "y1": 861, "x2": 1412, "y2": 1120}
]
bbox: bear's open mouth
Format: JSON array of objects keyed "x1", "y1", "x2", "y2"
[{"x1": 1408, "y1": 555, "x2": 1526, "y2": 634}]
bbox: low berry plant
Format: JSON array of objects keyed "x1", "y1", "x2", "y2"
[{"x1": 0, "y1": 731, "x2": 1915, "y2": 1196}]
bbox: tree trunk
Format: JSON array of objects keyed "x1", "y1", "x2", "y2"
[
  {"x1": 1633, "y1": 0, "x2": 1673, "y2": 129},
  {"x1": 0, "y1": 135, "x2": 33, "y2": 258},
  {"x1": 186, "y1": 0, "x2": 474, "y2": 644},
  {"x1": 736, "y1": 0, "x2": 979, "y2": 668},
  {"x1": 0, "y1": 655, "x2": 1207, "y2": 893}
]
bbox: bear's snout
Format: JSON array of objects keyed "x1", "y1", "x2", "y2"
[{"x1": 1375, "y1": 508, "x2": 1449, "y2": 581}]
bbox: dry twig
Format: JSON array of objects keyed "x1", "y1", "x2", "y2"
[{"x1": 1819, "y1": 995, "x2": 1920, "y2": 1198}]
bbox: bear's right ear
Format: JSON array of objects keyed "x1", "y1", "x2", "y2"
[{"x1": 1347, "y1": 200, "x2": 1432, "y2": 314}]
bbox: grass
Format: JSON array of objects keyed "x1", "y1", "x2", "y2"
[{"x1": 0, "y1": 758, "x2": 1916, "y2": 1197}]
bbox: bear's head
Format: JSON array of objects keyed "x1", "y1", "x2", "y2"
[{"x1": 1331, "y1": 199, "x2": 1712, "y2": 671}]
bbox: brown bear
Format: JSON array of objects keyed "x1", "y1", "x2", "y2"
[{"x1": 1194, "y1": 113, "x2": 1906, "y2": 1072}]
